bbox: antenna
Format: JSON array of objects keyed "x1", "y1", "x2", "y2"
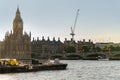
[{"x1": 70, "y1": 9, "x2": 80, "y2": 42}]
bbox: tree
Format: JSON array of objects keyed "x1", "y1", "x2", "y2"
[
  {"x1": 115, "y1": 45, "x2": 120, "y2": 51},
  {"x1": 95, "y1": 46, "x2": 102, "y2": 52},
  {"x1": 66, "y1": 46, "x2": 76, "y2": 53},
  {"x1": 102, "y1": 45, "x2": 120, "y2": 51},
  {"x1": 31, "y1": 52, "x2": 36, "y2": 58},
  {"x1": 109, "y1": 45, "x2": 115, "y2": 51},
  {"x1": 103, "y1": 46, "x2": 109, "y2": 50},
  {"x1": 82, "y1": 45, "x2": 90, "y2": 53}
]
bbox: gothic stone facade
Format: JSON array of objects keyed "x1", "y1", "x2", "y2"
[
  {"x1": 0, "y1": 8, "x2": 31, "y2": 64},
  {"x1": 31, "y1": 37, "x2": 95, "y2": 58},
  {"x1": 31, "y1": 37, "x2": 64, "y2": 58}
]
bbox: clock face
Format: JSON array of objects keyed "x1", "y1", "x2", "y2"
[
  {"x1": 13, "y1": 22, "x2": 23, "y2": 29},
  {"x1": 18, "y1": 23, "x2": 22, "y2": 28}
]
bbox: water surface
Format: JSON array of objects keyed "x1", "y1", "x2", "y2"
[{"x1": 1, "y1": 60, "x2": 120, "y2": 80}]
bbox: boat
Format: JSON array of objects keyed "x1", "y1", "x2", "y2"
[
  {"x1": 98, "y1": 56, "x2": 109, "y2": 61},
  {"x1": 0, "y1": 58, "x2": 68, "y2": 73},
  {"x1": 98, "y1": 58, "x2": 109, "y2": 61}
]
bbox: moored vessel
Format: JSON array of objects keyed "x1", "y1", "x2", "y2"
[{"x1": 0, "y1": 58, "x2": 68, "y2": 73}]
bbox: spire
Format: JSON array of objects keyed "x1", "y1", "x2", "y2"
[
  {"x1": 14, "y1": 6, "x2": 22, "y2": 22},
  {"x1": 16, "y1": 6, "x2": 20, "y2": 16},
  {"x1": 53, "y1": 37, "x2": 55, "y2": 41},
  {"x1": 37, "y1": 37, "x2": 39, "y2": 41},
  {"x1": 47, "y1": 37, "x2": 50, "y2": 41},
  {"x1": 58, "y1": 37, "x2": 60, "y2": 41},
  {"x1": 42, "y1": 36, "x2": 45, "y2": 41},
  {"x1": 33, "y1": 37, "x2": 35, "y2": 41}
]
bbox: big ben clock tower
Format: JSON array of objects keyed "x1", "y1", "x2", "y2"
[
  {"x1": 2, "y1": 7, "x2": 32, "y2": 64},
  {"x1": 13, "y1": 7, "x2": 23, "y2": 37}
]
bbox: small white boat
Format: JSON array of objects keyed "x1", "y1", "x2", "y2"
[
  {"x1": 98, "y1": 58, "x2": 109, "y2": 61},
  {"x1": 98, "y1": 56, "x2": 109, "y2": 61}
]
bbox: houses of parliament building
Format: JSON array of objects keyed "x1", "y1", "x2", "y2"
[
  {"x1": 0, "y1": 8, "x2": 31, "y2": 64},
  {"x1": 0, "y1": 8, "x2": 94, "y2": 61}
]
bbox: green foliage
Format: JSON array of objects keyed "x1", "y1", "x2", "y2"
[
  {"x1": 95, "y1": 46, "x2": 102, "y2": 52},
  {"x1": 82, "y1": 45, "x2": 91, "y2": 53},
  {"x1": 113, "y1": 53, "x2": 120, "y2": 57},
  {"x1": 51, "y1": 54, "x2": 63, "y2": 58},
  {"x1": 115, "y1": 46, "x2": 120, "y2": 51},
  {"x1": 66, "y1": 46, "x2": 76, "y2": 53},
  {"x1": 109, "y1": 45, "x2": 114, "y2": 51},
  {"x1": 80, "y1": 45, "x2": 96, "y2": 53},
  {"x1": 103, "y1": 46, "x2": 109, "y2": 50},
  {"x1": 31, "y1": 52, "x2": 36, "y2": 58},
  {"x1": 89, "y1": 46, "x2": 102, "y2": 52},
  {"x1": 102, "y1": 45, "x2": 120, "y2": 51},
  {"x1": 87, "y1": 53, "x2": 106, "y2": 57},
  {"x1": 66, "y1": 54, "x2": 80, "y2": 57}
]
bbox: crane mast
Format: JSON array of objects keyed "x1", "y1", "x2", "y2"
[{"x1": 70, "y1": 9, "x2": 79, "y2": 42}]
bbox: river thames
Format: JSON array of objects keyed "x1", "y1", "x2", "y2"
[{"x1": 1, "y1": 60, "x2": 120, "y2": 80}]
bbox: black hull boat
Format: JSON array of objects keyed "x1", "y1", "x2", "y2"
[{"x1": 0, "y1": 63, "x2": 68, "y2": 73}]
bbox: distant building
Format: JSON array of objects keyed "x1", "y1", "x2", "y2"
[
  {"x1": 114, "y1": 43, "x2": 120, "y2": 46},
  {"x1": 95, "y1": 42, "x2": 114, "y2": 48},
  {"x1": 0, "y1": 8, "x2": 31, "y2": 64},
  {"x1": 95, "y1": 42, "x2": 120, "y2": 48},
  {"x1": 64, "y1": 39, "x2": 95, "y2": 53},
  {"x1": 31, "y1": 37, "x2": 64, "y2": 58}
]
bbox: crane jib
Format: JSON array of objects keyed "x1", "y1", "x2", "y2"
[{"x1": 70, "y1": 9, "x2": 80, "y2": 41}]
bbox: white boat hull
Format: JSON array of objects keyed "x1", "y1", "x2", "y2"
[{"x1": 98, "y1": 58, "x2": 109, "y2": 61}]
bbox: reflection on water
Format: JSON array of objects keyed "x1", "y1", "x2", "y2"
[{"x1": 1, "y1": 60, "x2": 120, "y2": 80}]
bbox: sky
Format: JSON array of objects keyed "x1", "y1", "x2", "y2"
[{"x1": 0, "y1": 0, "x2": 120, "y2": 43}]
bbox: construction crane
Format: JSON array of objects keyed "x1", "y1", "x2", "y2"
[{"x1": 70, "y1": 9, "x2": 80, "y2": 42}]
